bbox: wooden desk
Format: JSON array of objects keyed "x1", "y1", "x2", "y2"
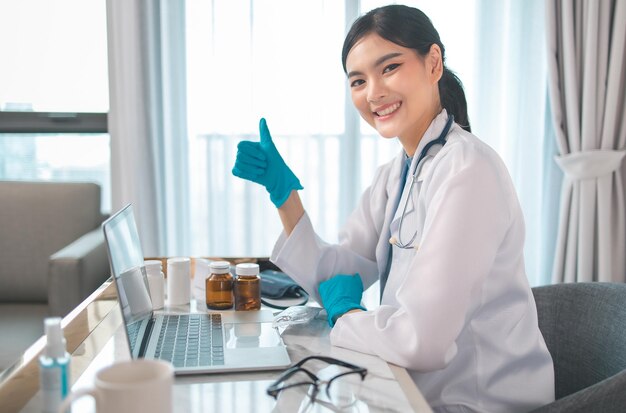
[{"x1": 0, "y1": 269, "x2": 432, "y2": 412}]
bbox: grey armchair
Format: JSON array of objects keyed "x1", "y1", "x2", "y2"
[
  {"x1": 0, "y1": 181, "x2": 110, "y2": 370},
  {"x1": 530, "y1": 282, "x2": 626, "y2": 413}
]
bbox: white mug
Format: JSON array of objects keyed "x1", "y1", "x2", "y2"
[{"x1": 58, "y1": 359, "x2": 174, "y2": 413}]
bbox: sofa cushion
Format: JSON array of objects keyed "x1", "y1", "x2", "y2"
[{"x1": 0, "y1": 181, "x2": 103, "y2": 302}]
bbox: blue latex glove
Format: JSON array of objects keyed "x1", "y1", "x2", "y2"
[
  {"x1": 318, "y1": 274, "x2": 367, "y2": 327},
  {"x1": 232, "y1": 118, "x2": 303, "y2": 208}
]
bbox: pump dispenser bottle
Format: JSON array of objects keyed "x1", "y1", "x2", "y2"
[{"x1": 39, "y1": 317, "x2": 70, "y2": 413}]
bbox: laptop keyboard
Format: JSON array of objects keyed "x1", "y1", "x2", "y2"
[{"x1": 154, "y1": 313, "x2": 224, "y2": 367}]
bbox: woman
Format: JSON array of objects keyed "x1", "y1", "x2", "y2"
[{"x1": 233, "y1": 5, "x2": 554, "y2": 412}]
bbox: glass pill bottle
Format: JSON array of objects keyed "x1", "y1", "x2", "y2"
[
  {"x1": 234, "y1": 263, "x2": 261, "y2": 311},
  {"x1": 205, "y1": 261, "x2": 234, "y2": 310}
]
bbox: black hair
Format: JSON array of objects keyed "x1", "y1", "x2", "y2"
[{"x1": 341, "y1": 5, "x2": 471, "y2": 132}]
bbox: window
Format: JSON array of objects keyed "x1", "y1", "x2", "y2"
[
  {"x1": 0, "y1": 0, "x2": 110, "y2": 211},
  {"x1": 185, "y1": 0, "x2": 349, "y2": 255}
]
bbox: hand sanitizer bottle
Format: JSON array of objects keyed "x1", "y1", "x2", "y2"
[{"x1": 39, "y1": 317, "x2": 70, "y2": 413}]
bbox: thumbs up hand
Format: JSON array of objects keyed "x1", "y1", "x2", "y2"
[{"x1": 232, "y1": 118, "x2": 303, "y2": 208}]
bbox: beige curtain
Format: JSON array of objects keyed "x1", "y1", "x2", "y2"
[
  {"x1": 546, "y1": 0, "x2": 626, "y2": 283},
  {"x1": 106, "y1": 0, "x2": 190, "y2": 256}
]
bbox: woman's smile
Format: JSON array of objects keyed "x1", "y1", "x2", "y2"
[{"x1": 373, "y1": 101, "x2": 402, "y2": 119}]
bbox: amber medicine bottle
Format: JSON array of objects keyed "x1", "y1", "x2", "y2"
[
  {"x1": 234, "y1": 263, "x2": 261, "y2": 311},
  {"x1": 205, "y1": 261, "x2": 234, "y2": 310}
]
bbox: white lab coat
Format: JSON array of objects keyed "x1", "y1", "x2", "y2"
[{"x1": 271, "y1": 110, "x2": 555, "y2": 412}]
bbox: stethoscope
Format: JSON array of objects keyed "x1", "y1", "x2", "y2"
[{"x1": 389, "y1": 114, "x2": 454, "y2": 249}]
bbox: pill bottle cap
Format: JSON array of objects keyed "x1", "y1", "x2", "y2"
[
  {"x1": 210, "y1": 261, "x2": 231, "y2": 274},
  {"x1": 236, "y1": 263, "x2": 259, "y2": 276}
]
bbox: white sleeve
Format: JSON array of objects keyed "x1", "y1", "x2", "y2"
[
  {"x1": 271, "y1": 183, "x2": 382, "y2": 305},
  {"x1": 329, "y1": 148, "x2": 512, "y2": 371}
]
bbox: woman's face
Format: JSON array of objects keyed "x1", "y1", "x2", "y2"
[{"x1": 345, "y1": 33, "x2": 442, "y2": 152}]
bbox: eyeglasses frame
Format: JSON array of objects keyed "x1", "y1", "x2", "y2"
[{"x1": 266, "y1": 355, "x2": 368, "y2": 403}]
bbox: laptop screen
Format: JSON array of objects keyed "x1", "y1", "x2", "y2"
[{"x1": 102, "y1": 204, "x2": 153, "y2": 329}]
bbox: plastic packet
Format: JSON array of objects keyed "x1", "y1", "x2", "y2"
[{"x1": 272, "y1": 306, "x2": 321, "y2": 328}]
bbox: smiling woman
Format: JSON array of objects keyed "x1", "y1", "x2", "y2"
[{"x1": 232, "y1": 4, "x2": 556, "y2": 412}]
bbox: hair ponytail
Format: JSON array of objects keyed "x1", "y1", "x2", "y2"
[
  {"x1": 342, "y1": 5, "x2": 471, "y2": 133},
  {"x1": 439, "y1": 68, "x2": 471, "y2": 132}
]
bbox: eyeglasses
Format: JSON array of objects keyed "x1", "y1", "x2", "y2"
[{"x1": 267, "y1": 355, "x2": 367, "y2": 408}]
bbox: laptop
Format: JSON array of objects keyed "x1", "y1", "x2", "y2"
[{"x1": 102, "y1": 204, "x2": 291, "y2": 374}]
